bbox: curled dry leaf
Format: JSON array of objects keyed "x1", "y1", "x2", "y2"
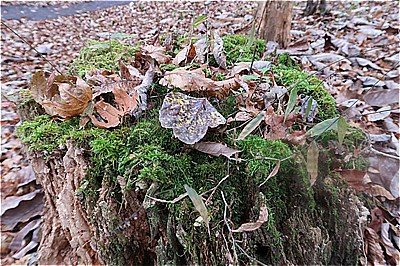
[
  {"x1": 142, "y1": 45, "x2": 171, "y2": 64},
  {"x1": 30, "y1": 71, "x2": 92, "y2": 118},
  {"x1": 159, "y1": 92, "x2": 226, "y2": 144},
  {"x1": 263, "y1": 106, "x2": 307, "y2": 145},
  {"x1": 364, "y1": 227, "x2": 386, "y2": 264},
  {"x1": 227, "y1": 111, "x2": 252, "y2": 123},
  {"x1": 172, "y1": 43, "x2": 196, "y2": 65},
  {"x1": 89, "y1": 82, "x2": 138, "y2": 128},
  {"x1": 211, "y1": 31, "x2": 227, "y2": 69},
  {"x1": 232, "y1": 206, "x2": 268, "y2": 233},
  {"x1": 159, "y1": 68, "x2": 239, "y2": 98},
  {"x1": 193, "y1": 142, "x2": 240, "y2": 160},
  {"x1": 338, "y1": 169, "x2": 396, "y2": 200}
]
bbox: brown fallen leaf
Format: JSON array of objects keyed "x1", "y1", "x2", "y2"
[
  {"x1": 193, "y1": 142, "x2": 240, "y2": 159},
  {"x1": 364, "y1": 227, "x2": 386, "y2": 265},
  {"x1": 159, "y1": 68, "x2": 239, "y2": 98},
  {"x1": 9, "y1": 219, "x2": 41, "y2": 253},
  {"x1": 337, "y1": 169, "x2": 371, "y2": 191},
  {"x1": 43, "y1": 77, "x2": 92, "y2": 118},
  {"x1": 232, "y1": 206, "x2": 268, "y2": 233},
  {"x1": 1, "y1": 191, "x2": 43, "y2": 231},
  {"x1": 30, "y1": 72, "x2": 93, "y2": 118},
  {"x1": 381, "y1": 223, "x2": 400, "y2": 265},
  {"x1": 142, "y1": 45, "x2": 171, "y2": 64},
  {"x1": 259, "y1": 160, "x2": 281, "y2": 187},
  {"x1": 172, "y1": 43, "x2": 196, "y2": 65},
  {"x1": 363, "y1": 88, "x2": 400, "y2": 106}
]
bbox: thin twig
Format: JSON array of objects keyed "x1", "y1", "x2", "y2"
[
  {"x1": 370, "y1": 147, "x2": 400, "y2": 160},
  {"x1": 1, "y1": 21, "x2": 73, "y2": 86}
]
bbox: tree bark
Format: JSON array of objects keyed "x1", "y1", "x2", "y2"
[
  {"x1": 256, "y1": 1, "x2": 294, "y2": 48},
  {"x1": 304, "y1": 0, "x2": 327, "y2": 16}
]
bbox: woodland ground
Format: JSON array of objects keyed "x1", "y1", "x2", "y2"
[{"x1": 1, "y1": 1, "x2": 399, "y2": 265}]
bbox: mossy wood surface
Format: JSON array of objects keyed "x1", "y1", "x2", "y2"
[{"x1": 19, "y1": 36, "x2": 365, "y2": 265}]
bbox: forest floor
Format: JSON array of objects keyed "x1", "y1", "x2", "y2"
[{"x1": 1, "y1": 1, "x2": 399, "y2": 264}]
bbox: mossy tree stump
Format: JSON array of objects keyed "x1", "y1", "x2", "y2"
[{"x1": 18, "y1": 37, "x2": 366, "y2": 265}]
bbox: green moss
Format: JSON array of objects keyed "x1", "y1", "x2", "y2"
[
  {"x1": 273, "y1": 64, "x2": 337, "y2": 120},
  {"x1": 68, "y1": 40, "x2": 139, "y2": 77},
  {"x1": 223, "y1": 34, "x2": 266, "y2": 66}
]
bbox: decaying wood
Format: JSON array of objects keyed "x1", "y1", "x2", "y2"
[
  {"x1": 27, "y1": 141, "x2": 153, "y2": 265},
  {"x1": 256, "y1": 1, "x2": 294, "y2": 48}
]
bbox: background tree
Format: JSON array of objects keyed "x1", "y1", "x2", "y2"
[
  {"x1": 304, "y1": 0, "x2": 327, "y2": 16},
  {"x1": 255, "y1": 1, "x2": 294, "y2": 48}
]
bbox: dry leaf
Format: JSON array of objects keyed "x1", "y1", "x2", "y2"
[
  {"x1": 338, "y1": 169, "x2": 371, "y2": 191},
  {"x1": 159, "y1": 68, "x2": 239, "y2": 98},
  {"x1": 89, "y1": 82, "x2": 138, "y2": 128},
  {"x1": 259, "y1": 160, "x2": 281, "y2": 187},
  {"x1": 172, "y1": 43, "x2": 196, "y2": 65},
  {"x1": 232, "y1": 206, "x2": 268, "y2": 233},
  {"x1": 227, "y1": 111, "x2": 252, "y2": 123},
  {"x1": 363, "y1": 88, "x2": 400, "y2": 106},
  {"x1": 211, "y1": 31, "x2": 227, "y2": 69},
  {"x1": 159, "y1": 92, "x2": 226, "y2": 144},
  {"x1": 30, "y1": 72, "x2": 92, "y2": 118},
  {"x1": 307, "y1": 141, "x2": 319, "y2": 186},
  {"x1": 43, "y1": 78, "x2": 92, "y2": 118},
  {"x1": 364, "y1": 227, "x2": 386, "y2": 264},
  {"x1": 142, "y1": 45, "x2": 171, "y2": 64},
  {"x1": 193, "y1": 142, "x2": 240, "y2": 159}
]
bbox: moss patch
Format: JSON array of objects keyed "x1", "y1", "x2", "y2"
[
  {"x1": 273, "y1": 59, "x2": 337, "y2": 120},
  {"x1": 223, "y1": 34, "x2": 266, "y2": 66},
  {"x1": 68, "y1": 40, "x2": 139, "y2": 77}
]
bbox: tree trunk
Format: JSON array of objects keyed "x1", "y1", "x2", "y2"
[
  {"x1": 256, "y1": 1, "x2": 294, "y2": 48},
  {"x1": 304, "y1": 0, "x2": 327, "y2": 16}
]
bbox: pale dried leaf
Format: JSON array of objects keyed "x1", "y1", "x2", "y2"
[
  {"x1": 259, "y1": 160, "x2": 281, "y2": 187},
  {"x1": 184, "y1": 185, "x2": 210, "y2": 235},
  {"x1": 237, "y1": 111, "x2": 265, "y2": 140},
  {"x1": 159, "y1": 68, "x2": 239, "y2": 98},
  {"x1": 232, "y1": 207, "x2": 268, "y2": 232},
  {"x1": 367, "y1": 106, "x2": 392, "y2": 121},
  {"x1": 142, "y1": 45, "x2": 171, "y2": 64},
  {"x1": 307, "y1": 141, "x2": 319, "y2": 186},
  {"x1": 193, "y1": 142, "x2": 240, "y2": 159}
]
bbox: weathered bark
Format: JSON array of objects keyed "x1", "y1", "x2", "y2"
[
  {"x1": 19, "y1": 100, "x2": 364, "y2": 265},
  {"x1": 256, "y1": 1, "x2": 294, "y2": 48},
  {"x1": 25, "y1": 142, "x2": 364, "y2": 265}
]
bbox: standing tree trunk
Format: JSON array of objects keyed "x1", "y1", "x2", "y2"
[
  {"x1": 304, "y1": 0, "x2": 327, "y2": 16},
  {"x1": 256, "y1": 1, "x2": 294, "y2": 48}
]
